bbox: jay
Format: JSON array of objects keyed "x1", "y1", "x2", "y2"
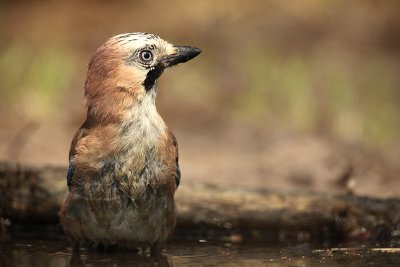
[{"x1": 59, "y1": 33, "x2": 200, "y2": 251}]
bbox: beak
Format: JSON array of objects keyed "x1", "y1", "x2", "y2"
[{"x1": 163, "y1": 46, "x2": 201, "y2": 67}]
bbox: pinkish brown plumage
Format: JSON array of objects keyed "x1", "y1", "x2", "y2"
[{"x1": 59, "y1": 33, "x2": 200, "y2": 251}]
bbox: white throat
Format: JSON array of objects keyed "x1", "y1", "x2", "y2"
[{"x1": 120, "y1": 88, "x2": 166, "y2": 150}]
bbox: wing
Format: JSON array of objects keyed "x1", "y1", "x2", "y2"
[
  {"x1": 66, "y1": 123, "x2": 89, "y2": 191},
  {"x1": 170, "y1": 133, "x2": 181, "y2": 188},
  {"x1": 175, "y1": 163, "x2": 181, "y2": 188},
  {"x1": 66, "y1": 160, "x2": 76, "y2": 191}
]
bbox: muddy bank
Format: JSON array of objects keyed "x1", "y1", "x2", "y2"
[{"x1": 0, "y1": 162, "x2": 399, "y2": 242}]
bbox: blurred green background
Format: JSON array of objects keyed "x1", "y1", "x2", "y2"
[{"x1": 0, "y1": 0, "x2": 399, "y2": 196}]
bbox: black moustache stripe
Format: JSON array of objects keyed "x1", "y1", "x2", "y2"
[{"x1": 143, "y1": 63, "x2": 165, "y2": 91}]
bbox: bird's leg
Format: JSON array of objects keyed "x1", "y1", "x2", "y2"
[
  {"x1": 150, "y1": 242, "x2": 162, "y2": 257},
  {"x1": 73, "y1": 241, "x2": 80, "y2": 252}
]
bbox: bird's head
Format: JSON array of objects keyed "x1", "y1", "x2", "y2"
[{"x1": 83, "y1": 33, "x2": 201, "y2": 120}]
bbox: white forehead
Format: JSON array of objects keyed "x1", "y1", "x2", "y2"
[{"x1": 110, "y1": 32, "x2": 172, "y2": 51}]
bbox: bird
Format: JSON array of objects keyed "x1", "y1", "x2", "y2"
[{"x1": 59, "y1": 32, "x2": 201, "y2": 252}]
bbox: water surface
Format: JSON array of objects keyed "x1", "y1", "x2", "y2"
[{"x1": 1, "y1": 226, "x2": 399, "y2": 266}]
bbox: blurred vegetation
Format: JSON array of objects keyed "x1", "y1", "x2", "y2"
[
  {"x1": 228, "y1": 43, "x2": 400, "y2": 146},
  {"x1": 0, "y1": 43, "x2": 75, "y2": 119},
  {"x1": 0, "y1": 0, "x2": 399, "y2": 149}
]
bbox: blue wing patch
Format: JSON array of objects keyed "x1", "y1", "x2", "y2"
[{"x1": 66, "y1": 163, "x2": 75, "y2": 190}]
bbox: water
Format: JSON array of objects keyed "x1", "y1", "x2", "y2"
[{"x1": 1, "y1": 226, "x2": 399, "y2": 266}]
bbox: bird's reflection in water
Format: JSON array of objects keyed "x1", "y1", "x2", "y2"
[{"x1": 70, "y1": 248, "x2": 172, "y2": 267}]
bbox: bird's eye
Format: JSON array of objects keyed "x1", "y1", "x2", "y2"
[{"x1": 139, "y1": 50, "x2": 153, "y2": 62}]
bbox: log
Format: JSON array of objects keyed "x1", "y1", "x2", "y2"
[{"x1": 0, "y1": 162, "x2": 399, "y2": 242}]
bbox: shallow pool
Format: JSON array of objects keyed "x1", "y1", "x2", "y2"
[{"x1": 1, "y1": 226, "x2": 399, "y2": 266}]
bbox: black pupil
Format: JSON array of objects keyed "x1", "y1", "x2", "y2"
[{"x1": 141, "y1": 51, "x2": 152, "y2": 61}]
